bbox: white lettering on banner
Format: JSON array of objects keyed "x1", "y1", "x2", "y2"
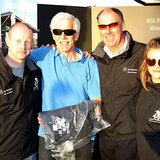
[
  {"x1": 146, "y1": 18, "x2": 160, "y2": 31},
  {"x1": 149, "y1": 26, "x2": 160, "y2": 31}
]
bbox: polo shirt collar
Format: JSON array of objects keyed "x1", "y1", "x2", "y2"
[{"x1": 55, "y1": 47, "x2": 84, "y2": 62}]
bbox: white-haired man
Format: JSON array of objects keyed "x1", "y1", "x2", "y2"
[{"x1": 30, "y1": 12, "x2": 101, "y2": 160}]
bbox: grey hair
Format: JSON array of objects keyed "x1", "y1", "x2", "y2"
[{"x1": 50, "y1": 12, "x2": 80, "y2": 33}]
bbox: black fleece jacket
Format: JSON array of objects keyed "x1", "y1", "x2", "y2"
[
  {"x1": 92, "y1": 31, "x2": 145, "y2": 140},
  {"x1": 136, "y1": 81, "x2": 160, "y2": 160},
  {"x1": 0, "y1": 49, "x2": 42, "y2": 160}
]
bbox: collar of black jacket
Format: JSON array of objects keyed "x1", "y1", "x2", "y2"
[
  {"x1": 0, "y1": 48, "x2": 38, "y2": 73},
  {"x1": 146, "y1": 77, "x2": 160, "y2": 95}
]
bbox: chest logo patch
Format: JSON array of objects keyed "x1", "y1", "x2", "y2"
[
  {"x1": 0, "y1": 88, "x2": 13, "y2": 96},
  {"x1": 33, "y1": 77, "x2": 39, "y2": 91},
  {"x1": 149, "y1": 109, "x2": 160, "y2": 123},
  {"x1": 123, "y1": 67, "x2": 137, "y2": 74}
]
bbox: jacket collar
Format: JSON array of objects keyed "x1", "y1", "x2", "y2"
[
  {"x1": 0, "y1": 48, "x2": 38, "y2": 75},
  {"x1": 0, "y1": 48, "x2": 13, "y2": 75},
  {"x1": 146, "y1": 77, "x2": 160, "y2": 95}
]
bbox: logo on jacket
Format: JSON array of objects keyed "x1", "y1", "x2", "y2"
[
  {"x1": 149, "y1": 109, "x2": 160, "y2": 123},
  {"x1": 0, "y1": 88, "x2": 13, "y2": 96},
  {"x1": 33, "y1": 77, "x2": 39, "y2": 91},
  {"x1": 123, "y1": 67, "x2": 137, "y2": 74}
]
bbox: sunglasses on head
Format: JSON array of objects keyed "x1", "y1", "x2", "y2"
[
  {"x1": 98, "y1": 22, "x2": 119, "y2": 30},
  {"x1": 146, "y1": 58, "x2": 160, "y2": 67},
  {"x1": 53, "y1": 29, "x2": 76, "y2": 36}
]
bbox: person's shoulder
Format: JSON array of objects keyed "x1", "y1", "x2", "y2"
[
  {"x1": 31, "y1": 46, "x2": 55, "y2": 56},
  {"x1": 133, "y1": 40, "x2": 146, "y2": 54},
  {"x1": 134, "y1": 41, "x2": 146, "y2": 47},
  {"x1": 130, "y1": 41, "x2": 146, "y2": 61},
  {"x1": 33, "y1": 46, "x2": 53, "y2": 52},
  {"x1": 83, "y1": 56, "x2": 98, "y2": 68},
  {"x1": 26, "y1": 57, "x2": 41, "y2": 71},
  {"x1": 79, "y1": 52, "x2": 95, "y2": 63},
  {"x1": 0, "y1": 47, "x2": 8, "y2": 56},
  {"x1": 75, "y1": 48, "x2": 98, "y2": 66},
  {"x1": 126, "y1": 31, "x2": 146, "y2": 49}
]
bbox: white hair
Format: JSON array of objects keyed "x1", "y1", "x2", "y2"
[{"x1": 49, "y1": 12, "x2": 80, "y2": 33}]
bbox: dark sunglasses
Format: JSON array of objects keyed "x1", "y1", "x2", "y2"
[
  {"x1": 53, "y1": 29, "x2": 76, "y2": 36},
  {"x1": 146, "y1": 58, "x2": 160, "y2": 67},
  {"x1": 98, "y1": 22, "x2": 119, "y2": 30}
]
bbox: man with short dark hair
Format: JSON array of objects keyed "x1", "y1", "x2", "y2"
[{"x1": 92, "y1": 7, "x2": 145, "y2": 160}]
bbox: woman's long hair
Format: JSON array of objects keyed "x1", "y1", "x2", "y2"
[{"x1": 139, "y1": 37, "x2": 160, "y2": 91}]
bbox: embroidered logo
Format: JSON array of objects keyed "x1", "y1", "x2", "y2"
[
  {"x1": 33, "y1": 77, "x2": 39, "y2": 91},
  {"x1": 0, "y1": 88, "x2": 13, "y2": 96},
  {"x1": 123, "y1": 67, "x2": 137, "y2": 74},
  {"x1": 149, "y1": 109, "x2": 160, "y2": 123}
]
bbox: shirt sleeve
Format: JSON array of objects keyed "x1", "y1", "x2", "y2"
[
  {"x1": 87, "y1": 59, "x2": 101, "y2": 99},
  {"x1": 29, "y1": 46, "x2": 52, "y2": 64}
]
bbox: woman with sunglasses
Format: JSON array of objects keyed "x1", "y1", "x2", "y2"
[{"x1": 136, "y1": 37, "x2": 160, "y2": 160}]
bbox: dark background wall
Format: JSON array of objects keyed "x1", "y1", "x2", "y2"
[{"x1": 37, "y1": 4, "x2": 91, "y2": 53}]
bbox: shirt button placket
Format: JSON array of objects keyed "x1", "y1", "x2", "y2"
[{"x1": 62, "y1": 55, "x2": 68, "y2": 70}]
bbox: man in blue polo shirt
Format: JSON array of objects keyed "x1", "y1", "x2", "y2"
[{"x1": 29, "y1": 12, "x2": 101, "y2": 160}]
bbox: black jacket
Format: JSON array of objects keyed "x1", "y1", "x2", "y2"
[
  {"x1": 0, "y1": 49, "x2": 42, "y2": 160},
  {"x1": 92, "y1": 31, "x2": 145, "y2": 140},
  {"x1": 136, "y1": 81, "x2": 160, "y2": 160}
]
